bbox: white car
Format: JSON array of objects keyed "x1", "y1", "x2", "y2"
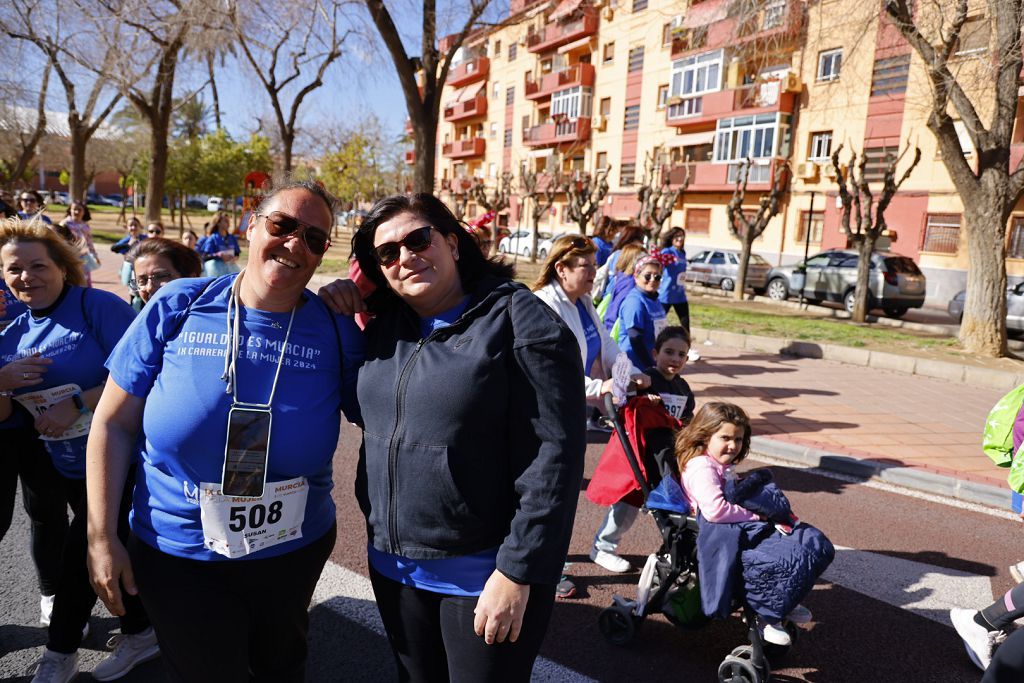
[
  {"x1": 537, "y1": 232, "x2": 582, "y2": 259},
  {"x1": 207, "y1": 196, "x2": 223, "y2": 212},
  {"x1": 497, "y1": 230, "x2": 550, "y2": 258}
]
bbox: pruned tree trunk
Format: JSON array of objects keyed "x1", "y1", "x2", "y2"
[{"x1": 727, "y1": 158, "x2": 788, "y2": 300}]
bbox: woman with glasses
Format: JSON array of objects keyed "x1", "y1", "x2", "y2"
[
  {"x1": 0, "y1": 218, "x2": 153, "y2": 683},
  {"x1": 321, "y1": 193, "x2": 585, "y2": 682},
  {"x1": 617, "y1": 253, "x2": 668, "y2": 370},
  {"x1": 86, "y1": 180, "x2": 363, "y2": 682},
  {"x1": 17, "y1": 191, "x2": 53, "y2": 225},
  {"x1": 60, "y1": 201, "x2": 101, "y2": 287},
  {"x1": 125, "y1": 238, "x2": 202, "y2": 310}
]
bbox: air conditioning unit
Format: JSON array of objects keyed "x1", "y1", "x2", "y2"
[
  {"x1": 796, "y1": 162, "x2": 819, "y2": 181},
  {"x1": 781, "y1": 71, "x2": 802, "y2": 93},
  {"x1": 822, "y1": 163, "x2": 838, "y2": 180},
  {"x1": 592, "y1": 115, "x2": 607, "y2": 131}
]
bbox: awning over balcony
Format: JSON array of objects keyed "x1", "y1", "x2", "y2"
[
  {"x1": 549, "y1": 0, "x2": 583, "y2": 21},
  {"x1": 447, "y1": 82, "x2": 485, "y2": 107},
  {"x1": 674, "y1": 131, "x2": 716, "y2": 147},
  {"x1": 682, "y1": 0, "x2": 729, "y2": 28},
  {"x1": 557, "y1": 35, "x2": 594, "y2": 54}
]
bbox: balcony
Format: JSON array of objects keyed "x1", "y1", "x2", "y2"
[
  {"x1": 527, "y1": 7, "x2": 598, "y2": 54},
  {"x1": 444, "y1": 91, "x2": 488, "y2": 122},
  {"x1": 442, "y1": 137, "x2": 486, "y2": 159},
  {"x1": 447, "y1": 56, "x2": 489, "y2": 88},
  {"x1": 665, "y1": 78, "x2": 798, "y2": 129},
  {"x1": 404, "y1": 150, "x2": 416, "y2": 165},
  {"x1": 440, "y1": 177, "x2": 474, "y2": 193},
  {"x1": 522, "y1": 117, "x2": 592, "y2": 147},
  {"x1": 524, "y1": 63, "x2": 595, "y2": 100},
  {"x1": 666, "y1": 158, "x2": 784, "y2": 192},
  {"x1": 734, "y1": 0, "x2": 805, "y2": 48}
]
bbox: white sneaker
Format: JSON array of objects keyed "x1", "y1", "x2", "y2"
[
  {"x1": 1010, "y1": 561, "x2": 1024, "y2": 584},
  {"x1": 40, "y1": 594, "x2": 55, "y2": 626},
  {"x1": 950, "y1": 607, "x2": 1006, "y2": 671},
  {"x1": 91, "y1": 627, "x2": 160, "y2": 681},
  {"x1": 786, "y1": 604, "x2": 813, "y2": 624},
  {"x1": 27, "y1": 648, "x2": 78, "y2": 683},
  {"x1": 687, "y1": 347, "x2": 701, "y2": 362},
  {"x1": 589, "y1": 547, "x2": 632, "y2": 573},
  {"x1": 760, "y1": 620, "x2": 792, "y2": 647}
]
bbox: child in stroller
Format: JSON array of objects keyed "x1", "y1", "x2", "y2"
[{"x1": 596, "y1": 398, "x2": 834, "y2": 683}]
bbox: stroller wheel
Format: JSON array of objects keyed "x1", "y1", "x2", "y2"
[
  {"x1": 598, "y1": 605, "x2": 637, "y2": 646},
  {"x1": 717, "y1": 654, "x2": 766, "y2": 683}
]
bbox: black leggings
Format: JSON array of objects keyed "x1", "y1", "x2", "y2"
[
  {"x1": 129, "y1": 524, "x2": 336, "y2": 683},
  {"x1": 48, "y1": 467, "x2": 149, "y2": 653},
  {"x1": 0, "y1": 423, "x2": 69, "y2": 596},
  {"x1": 369, "y1": 565, "x2": 556, "y2": 683},
  {"x1": 662, "y1": 301, "x2": 691, "y2": 333}
]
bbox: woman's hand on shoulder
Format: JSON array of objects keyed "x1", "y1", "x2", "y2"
[
  {"x1": 474, "y1": 570, "x2": 530, "y2": 645},
  {"x1": 317, "y1": 278, "x2": 366, "y2": 315}
]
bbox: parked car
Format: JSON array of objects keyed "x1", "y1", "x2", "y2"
[
  {"x1": 686, "y1": 248, "x2": 771, "y2": 292},
  {"x1": 948, "y1": 283, "x2": 1024, "y2": 333},
  {"x1": 497, "y1": 230, "x2": 550, "y2": 258},
  {"x1": 102, "y1": 193, "x2": 125, "y2": 207},
  {"x1": 43, "y1": 191, "x2": 68, "y2": 205},
  {"x1": 537, "y1": 231, "x2": 581, "y2": 259},
  {"x1": 207, "y1": 196, "x2": 224, "y2": 212},
  {"x1": 765, "y1": 249, "x2": 926, "y2": 317}
]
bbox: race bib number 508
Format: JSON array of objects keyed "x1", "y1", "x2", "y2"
[{"x1": 199, "y1": 476, "x2": 308, "y2": 558}]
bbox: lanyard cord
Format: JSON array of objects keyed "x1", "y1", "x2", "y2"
[{"x1": 221, "y1": 269, "x2": 296, "y2": 408}]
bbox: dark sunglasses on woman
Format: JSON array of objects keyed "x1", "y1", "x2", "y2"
[
  {"x1": 374, "y1": 226, "x2": 434, "y2": 266},
  {"x1": 641, "y1": 273, "x2": 663, "y2": 282},
  {"x1": 259, "y1": 212, "x2": 331, "y2": 255}
]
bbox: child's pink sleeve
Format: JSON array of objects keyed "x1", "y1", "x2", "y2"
[{"x1": 682, "y1": 458, "x2": 759, "y2": 523}]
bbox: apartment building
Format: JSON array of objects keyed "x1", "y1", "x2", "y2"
[{"x1": 418, "y1": 0, "x2": 1022, "y2": 305}]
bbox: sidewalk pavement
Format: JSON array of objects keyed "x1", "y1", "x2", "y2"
[{"x1": 87, "y1": 255, "x2": 1014, "y2": 510}]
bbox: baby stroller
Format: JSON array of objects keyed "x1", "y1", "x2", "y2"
[{"x1": 594, "y1": 395, "x2": 795, "y2": 683}]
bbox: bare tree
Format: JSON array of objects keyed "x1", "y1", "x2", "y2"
[
  {"x1": 364, "y1": 0, "x2": 492, "y2": 192},
  {"x1": 885, "y1": 0, "x2": 1024, "y2": 357},
  {"x1": 726, "y1": 158, "x2": 789, "y2": 300},
  {"x1": 564, "y1": 166, "x2": 611, "y2": 236},
  {"x1": 4, "y1": 0, "x2": 123, "y2": 201},
  {"x1": 0, "y1": 60, "x2": 51, "y2": 189},
  {"x1": 829, "y1": 142, "x2": 922, "y2": 322},
  {"x1": 519, "y1": 166, "x2": 561, "y2": 262},
  {"x1": 636, "y1": 151, "x2": 688, "y2": 242},
  {"x1": 228, "y1": 0, "x2": 354, "y2": 175}
]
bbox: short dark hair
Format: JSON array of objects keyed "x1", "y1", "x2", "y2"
[
  {"x1": 352, "y1": 193, "x2": 515, "y2": 311},
  {"x1": 257, "y1": 177, "x2": 336, "y2": 220},
  {"x1": 660, "y1": 227, "x2": 685, "y2": 250},
  {"x1": 65, "y1": 201, "x2": 92, "y2": 222},
  {"x1": 654, "y1": 325, "x2": 690, "y2": 351},
  {"x1": 127, "y1": 237, "x2": 202, "y2": 277}
]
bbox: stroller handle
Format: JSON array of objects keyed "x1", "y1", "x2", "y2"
[{"x1": 603, "y1": 392, "x2": 653, "y2": 499}]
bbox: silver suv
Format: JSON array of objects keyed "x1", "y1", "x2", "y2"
[{"x1": 765, "y1": 249, "x2": 926, "y2": 318}]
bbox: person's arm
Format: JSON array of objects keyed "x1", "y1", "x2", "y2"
[
  {"x1": 0, "y1": 354, "x2": 53, "y2": 421},
  {"x1": 33, "y1": 383, "x2": 103, "y2": 437},
  {"x1": 86, "y1": 379, "x2": 144, "y2": 616},
  {"x1": 626, "y1": 327, "x2": 655, "y2": 369},
  {"x1": 683, "y1": 459, "x2": 759, "y2": 523}
]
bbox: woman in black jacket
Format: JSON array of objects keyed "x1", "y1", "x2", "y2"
[{"x1": 330, "y1": 193, "x2": 585, "y2": 682}]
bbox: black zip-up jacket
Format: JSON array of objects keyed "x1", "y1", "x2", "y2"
[{"x1": 355, "y1": 277, "x2": 586, "y2": 585}]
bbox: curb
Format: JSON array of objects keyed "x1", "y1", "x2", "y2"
[
  {"x1": 689, "y1": 326, "x2": 1024, "y2": 391},
  {"x1": 749, "y1": 436, "x2": 1010, "y2": 510}
]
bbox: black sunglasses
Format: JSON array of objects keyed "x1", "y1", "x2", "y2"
[
  {"x1": 373, "y1": 226, "x2": 434, "y2": 266},
  {"x1": 641, "y1": 273, "x2": 663, "y2": 282},
  {"x1": 259, "y1": 212, "x2": 331, "y2": 255}
]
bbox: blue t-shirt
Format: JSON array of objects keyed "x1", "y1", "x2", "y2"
[
  {"x1": 617, "y1": 288, "x2": 667, "y2": 368},
  {"x1": 593, "y1": 237, "x2": 613, "y2": 267},
  {"x1": 658, "y1": 246, "x2": 688, "y2": 304},
  {"x1": 0, "y1": 281, "x2": 28, "y2": 325},
  {"x1": 0, "y1": 286, "x2": 136, "y2": 476},
  {"x1": 576, "y1": 298, "x2": 600, "y2": 373},
  {"x1": 371, "y1": 295, "x2": 496, "y2": 595},
  {"x1": 105, "y1": 275, "x2": 364, "y2": 560},
  {"x1": 17, "y1": 212, "x2": 53, "y2": 225}
]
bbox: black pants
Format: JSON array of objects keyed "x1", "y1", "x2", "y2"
[
  {"x1": 662, "y1": 301, "x2": 691, "y2": 334},
  {"x1": 48, "y1": 467, "x2": 149, "y2": 653},
  {"x1": 369, "y1": 565, "x2": 556, "y2": 683},
  {"x1": 985, "y1": 627, "x2": 1024, "y2": 682},
  {"x1": 129, "y1": 524, "x2": 336, "y2": 683},
  {"x1": 0, "y1": 424, "x2": 69, "y2": 596}
]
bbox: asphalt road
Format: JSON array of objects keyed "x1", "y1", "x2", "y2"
[{"x1": 2, "y1": 423, "x2": 1018, "y2": 682}]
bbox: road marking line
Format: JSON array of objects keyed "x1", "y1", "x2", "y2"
[{"x1": 311, "y1": 560, "x2": 598, "y2": 682}]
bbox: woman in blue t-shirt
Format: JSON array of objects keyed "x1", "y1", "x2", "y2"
[
  {"x1": 0, "y1": 218, "x2": 151, "y2": 681},
  {"x1": 87, "y1": 180, "x2": 363, "y2": 682},
  {"x1": 199, "y1": 213, "x2": 241, "y2": 278},
  {"x1": 617, "y1": 253, "x2": 669, "y2": 370},
  {"x1": 658, "y1": 227, "x2": 690, "y2": 330}
]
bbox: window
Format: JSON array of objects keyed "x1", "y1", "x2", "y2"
[
  {"x1": 808, "y1": 131, "x2": 832, "y2": 160},
  {"x1": 863, "y1": 146, "x2": 898, "y2": 182},
  {"x1": 624, "y1": 104, "x2": 640, "y2": 130},
  {"x1": 628, "y1": 46, "x2": 645, "y2": 72},
  {"x1": 632, "y1": 0, "x2": 648, "y2": 11},
  {"x1": 956, "y1": 16, "x2": 990, "y2": 56},
  {"x1": 921, "y1": 214, "x2": 961, "y2": 254},
  {"x1": 817, "y1": 49, "x2": 842, "y2": 82},
  {"x1": 668, "y1": 49, "x2": 723, "y2": 118},
  {"x1": 551, "y1": 86, "x2": 593, "y2": 120},
  {"x1": 954, "y1": 120, "x2": 975, "y2": 157},
  {"x1": 494, "y1": 40, "x2": 501, "y2": 57},
  {"x1": 686, "y1": 208, "x2": 711, "y2": 234},
  {"x1": 662, "y1": 23, "x2": 673, "y2": 46},
  {"x1": 599, "y1": 97, "x2": 611, "y2": 116},
  {"x1": 603, "y1": 42, "x2": 615, "y2": 64},
  {"x1": 506, "y1": 86, "x2": 515, "y2": 106},
  {"x1": 709, "y1": 251, "x2": 727, "y2": 265},
  {"x1": 1010, "y1": 217, "x2": 1024, "y2": 259},
  {"x1": 596, "y1": 152, "x2": 608, "y2": 169},
  {"x1": 796, "y1": 210, "x2": 824, "y2": 244},
  {"x1": 489, "y1": 122, "x2": 497, "y2": 140},
  {"x1": 762, "y1": 0, "x2": 786, "y2": 29},
  {"x1": 621, "y1": 163, "x2": 636, "y2": 186},
  {"x1": 492, "y1": 81, "x2": 501, "y2": 100},
  {"x1": 509, "y1": 43, "x2": 517, "y2": 61},
  {"x1": 870, "y1": 54, "x2": 910, "y2": 97},
  {"x1": 504, "y1": 129, "x2": 513, "y2": 148},
  {"x1": 714, "y1": 113, "x2": 779, "y2": 162},
  {"x1": 522, "y1": 114, "x2": 531, "y2": 132},
  {"x1": 657, "y1": 84, "x2": 669, "y2": 109}
]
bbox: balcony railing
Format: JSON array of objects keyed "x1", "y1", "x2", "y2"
[
  {"x1": 444, "y1": 92, "x2": 488, "y2": 122},
  {"x1": 666, "y1": 158, "x2": 782, "y2": 191},
  {"x1": 522, "y1": 117, "x2": 592, "y2": 147},
  {"x1": 447, "y1": 56, "x2": 489, "y2": 88},
  {"x1": 734, "y1": 0, "x2": 805, "y2": 46},
  {"x1": 442, "y1": 137, "x2": 486, "y2": 159},
  {"x1": 666, "y1": 78, "x2": 798, "y2": 127},
  {"x1": 524, "y1": 63, "x2": 596, "y2": 100},
  {"x1": 526, "y1": 7, "x2": 598, "y2": 53},
  {"x1": 404, "y1": 150, "x2": 416, "y2": 165}
]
